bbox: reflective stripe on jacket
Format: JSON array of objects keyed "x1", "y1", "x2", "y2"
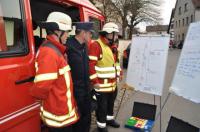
[
  {"x1": 89, "y1": 37, "x2": 122, "y2": 92},
  {"x1": 31, "y1": 35, "x2": 79, "y2": 127}
]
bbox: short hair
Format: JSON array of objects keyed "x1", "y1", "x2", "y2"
[
  {"x1": 46, "y1": 30, "x2": 55, "y2": 35},
  {"x1": 75, "y1": 29, "x2": 82, "y2": 35},
  {"x1": 99, "y1": 31, "x2": 107, "y2": 37}
]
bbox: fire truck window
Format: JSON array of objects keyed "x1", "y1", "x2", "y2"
[
  {"x1": 0, "y1": 0, "x2": 28, "y2": 57},
  {"x1": 89, "y1": 17, "x2": 101, "y2": 39},
  {"x1": 5, "y1": 20, "x2": 14, "y2": 47},
  {"x1": 33, "y1": 24, "x2": 46, "y2": 51}
]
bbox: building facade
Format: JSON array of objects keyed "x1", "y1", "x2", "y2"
[
  {"x1": 146, "y1": 25, "x2": 168, "y2": 35},
  {"x1": 192, "y1": 0, "x2": 200, "y2": 21},
  {"x1": 168, "y1": 9, "x2": 175, "y2": 41},
  {"x1": 173, "y1": 0, "x2": 195, "y2": 45}
]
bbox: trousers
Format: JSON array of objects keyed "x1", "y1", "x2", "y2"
[
  {"x1": 72, "y1": 92, "x2": 91, "y2": 132},
  {"x1": 48, "y1": 126, "x2": 72, "y2": 132},
  {"x1": 95, "y1": 88, "x2": 118, "y2": 128}
]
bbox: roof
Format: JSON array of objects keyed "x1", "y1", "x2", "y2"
[
  {"x1": 67, "y1": 0, "x2": 102, "y2": 13},
  {"x1": 146, "y1": 25, "x2": 169, "y2": 32},
  {"x1": 192, "y1": 0, "x2": 200, "y2": 9}
]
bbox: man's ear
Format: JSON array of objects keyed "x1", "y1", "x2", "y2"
[
  {"x1": 80, "y1": 30, "x2": 85, "y2": 36},
  {"x1": 105, "y1": 33, "x2": 109, "y2": 38}
]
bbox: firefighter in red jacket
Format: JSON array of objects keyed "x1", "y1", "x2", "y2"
[
  {"x1": 30, "y1": 12, "x2": 79, "y2": 132},
  {"x1": 88, "y1": 22, "x2": 122, "y2": 132}
]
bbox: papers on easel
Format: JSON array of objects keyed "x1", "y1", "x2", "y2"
[
  {"x1": 170, "y1": 22, "x2": 200, "y2": 104},
  {"x1": 126, "y1": 35, "x2": 170, "y2": 96}
]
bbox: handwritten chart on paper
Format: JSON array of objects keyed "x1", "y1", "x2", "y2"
[
  {"x1": 126, "y1": 35, "x2": 169, "y2": 96},
  {"x1": 170, "y1": 22, "x2": 200, "y2": 103}
]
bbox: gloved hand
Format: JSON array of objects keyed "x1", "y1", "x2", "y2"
[
  {"x1": 121, "y1": 83, "x2": 135, "y2": 91},
  {"x1": 91, "y1": 89, "x2": 98, "y2": 111},
  {"x1": 119, "y1": 75, "x2": 123, "y2": 81}
]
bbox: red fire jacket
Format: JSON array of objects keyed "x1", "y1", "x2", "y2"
[
  {"x1": 30, "y1": 35, "x2": 79, "y2": 128},
  {"x1": 88, "y1": 36, "x2": 122, "y2": 92}
]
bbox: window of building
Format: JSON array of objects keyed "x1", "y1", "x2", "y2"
[
  {"x1": 186, "y1": 17, "x2": 189, "y2": 25},
  {"x1": 175, "y1": 35, "x2": 177, "y2": 41},
  {"x1": 182, "y1": 33, "x2": 185, "y2": 40},
  {"x1": 182, "y1": 18, "x2": 185, "y2": 26},
  {"x1": 0, "y1": 0, "x2": 28, "y2": 57},
  {"x1": 179, "y1": 7, "x2": 181, "y2": 15},
  {"x1": 184, "y1": 3, "x2": 188, "y2": 12},
  {"x1": 176, "y1": 21, "x2": 177, "y2": 28},
  {"x1": 179, "y1": 20, "x2": 181, "y2": 27},
  {"x1": 178, "y1": 35, "x2": 180, "y2": 41},
  {"x1": 171, "y1": 23, "x2": 174, "y2": 29},
  {"x1": 191, "y1": 15, "x2": 193, "y2": 22}
]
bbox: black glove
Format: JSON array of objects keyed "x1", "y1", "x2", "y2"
[{"x1": 90, "y1": 90, "x2": 98, "y2": 112}]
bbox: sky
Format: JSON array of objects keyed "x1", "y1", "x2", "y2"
[
  {"x1": 137, "y1": 0, "x2": 177, "y2": 31},
  {"x1": 161, "y1": 0, "x2": 177, "y2": 24}
]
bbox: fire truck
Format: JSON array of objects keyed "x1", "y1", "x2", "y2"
[{"x1": 0, "y1": 0, "x2": 104, "y2": 131}]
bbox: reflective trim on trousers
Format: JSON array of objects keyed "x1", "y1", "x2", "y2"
[
  {"x1": 97, "y1": 121, "x2": 106, "y2": 128},
  {"x1": 106, "y1": 115, "x2": 114, "y2": 121}
]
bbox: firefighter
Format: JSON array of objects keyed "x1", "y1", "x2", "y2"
[
  {"x1": 30, "y1": 12, "x2": 79, "y2": 132},
  {"x1": 66, "y1": 22, "x2": 94, "y2": 132},
  {"x1": 88, "y1": 22, "x2": 122, "y2": 132}
]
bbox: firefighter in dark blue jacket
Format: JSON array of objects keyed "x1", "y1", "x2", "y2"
[{"x1": 66, "y1": 22, "x2": 94, "y2": 132}]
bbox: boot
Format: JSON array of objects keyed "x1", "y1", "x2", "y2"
[
  {"x1": 106, "y1": 120, "x2": 120, "y2": 128},
  {"x1": 97, "y1": 127, "x2": 108, "y2": 132}
]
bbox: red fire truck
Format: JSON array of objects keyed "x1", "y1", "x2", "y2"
[{"x1": 0, "y1": 0, "x2": 104, "y2": 131}]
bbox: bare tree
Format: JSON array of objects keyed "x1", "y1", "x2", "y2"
[
  {"x1": 130, "y1": 0, "x2": 162, "y2": 38},
  {"x1": 90, "y1": 0, "x2": 121, "y2": 23},
  {"x1": 112, "y1": 0, "x2": 162, "y2": 38},
  {"x1": 90, "y1": 0, "x2": 162, "y2": 39}
]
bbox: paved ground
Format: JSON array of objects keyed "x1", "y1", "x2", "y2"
[{"x1": 90, "y1": 40, "x2": 200, "y2": 132}]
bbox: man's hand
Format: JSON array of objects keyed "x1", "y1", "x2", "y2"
[
  {"x1": 121, "y1": 83, "x2": 135, "y2": 91},
  {"x1": 119, "y1": 75, "x2": 123, "y2": 81}
]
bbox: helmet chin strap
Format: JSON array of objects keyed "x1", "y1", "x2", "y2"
[
  {"x1": 107, "y1": 32, "x2": 115, "y2": 46},
  {"x1": 59, "y1": 31, "x2": 65, "y2": 44},
  {"x1": 54, "y1": 31, "x2": 65, "y2": 44}
]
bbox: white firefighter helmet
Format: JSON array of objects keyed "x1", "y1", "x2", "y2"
[
  {"x1": 101, "y1": 22, "x2": 119, "y2": 33},
  {"x1": 45, "y1": 12, "x2": 72, "y2": 31}
]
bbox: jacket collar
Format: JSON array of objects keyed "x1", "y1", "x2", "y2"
[
  {"x1": 100, "y1": 36, "x2": 110, "y2": 46},
  {"x1": 46, "y1": 35, "x2": 66, "y2": 54},
  {"x1": 73, "y1": 36, "x2": 86, "y2": 49}
]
